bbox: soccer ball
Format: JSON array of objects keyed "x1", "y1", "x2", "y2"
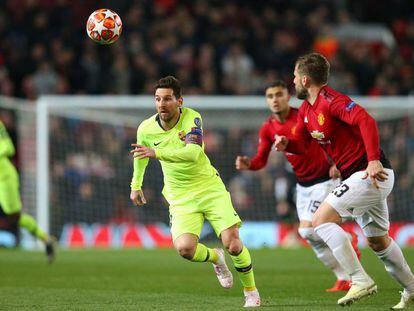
[{"x1": 86, "y1": 9, "x2": 122, "y2": 45}]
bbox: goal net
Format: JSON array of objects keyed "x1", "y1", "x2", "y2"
[{"x1": 1, "y1": 95, "x2": 414, "y2": 248}]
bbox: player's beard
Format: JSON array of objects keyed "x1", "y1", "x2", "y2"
[
  {"x1": 159, "y1": 109, "x2": 179, "y2": 123},
  {"x1": 159, "y1": 112, "x2": 173, "y2": 122},
  {"x1": 296, "y1": 84, "x2": 309, "y2": 100}
]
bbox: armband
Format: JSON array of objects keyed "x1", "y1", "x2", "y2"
[{"x1": 185, "y1": 127, "x2": 203, "y2": 146}]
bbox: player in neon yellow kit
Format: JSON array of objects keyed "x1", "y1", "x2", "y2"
[
  {"x1": 130, "y1": 76, "x2": 260, "y2": 308},
  {"x1": 0, "y1": 120, "x2": 55, "y2": 262}
]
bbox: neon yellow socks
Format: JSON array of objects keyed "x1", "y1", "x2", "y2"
[
  {"x1": 230, "y1": 246, "x2": 256, "y2": 290},
  {"x1": 191, "y1": 243, "x2": 218, "y2": 263}
]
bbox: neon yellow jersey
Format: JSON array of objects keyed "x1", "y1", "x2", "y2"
[
  {"x1": 0, "y1": 121, "x2": 17, "y2": 180},
  {"x1": 131, "y1": 107, "x2": 221, "y2": 199}
]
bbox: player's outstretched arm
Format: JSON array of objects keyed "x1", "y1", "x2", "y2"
[
  {"x1": 130, "y1": 189, "x2": 147, "y2": 206},
  {"x1": 243, "y1": 124, "x2": 274, "y2": 170},
  {"x1": 130, "y1": 133, "x2": 150, "y2": 197},
  {"x1": 235, "y1": 156, "x2": 251, "y2": 170}
]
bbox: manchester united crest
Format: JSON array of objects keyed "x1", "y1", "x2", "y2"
[
  {"x1": 317, "y1": 113, "x2": 325, "y2": 125},
  {"x1": 291, "y1": 126, "x2": 296, "y2": 135}
]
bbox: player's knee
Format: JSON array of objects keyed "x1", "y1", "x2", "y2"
[
  {"x1": 312, "y1": 203, "x2": 341, "y2": 228},
  {"x1": 367, "y1": 236, "x2": 391, "y2": 252},
  {"x1": 311, "y1": 216, "x2": 323, "y2": 229},
  {"x1": 176, "y1": 245, "x2": 196, "y2": 260},
  {"x1": 224, "y1": 238, "x2": 242, "y2": 255}
]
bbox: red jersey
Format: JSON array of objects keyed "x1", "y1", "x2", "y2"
[
  {"x1": 287, "y1": 85, "x2": 391, "y2": 179},
  {"x1": 250, "y1": 107, "x2": 332, "y2": 185}
]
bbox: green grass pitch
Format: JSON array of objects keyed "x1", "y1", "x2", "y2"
[{"x1": 0, "y1": 247, "x2": 413, "y2": 310}]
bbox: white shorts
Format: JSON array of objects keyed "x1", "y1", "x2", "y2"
[
  {"x1": 325, "y1": 169, "x2": 394, "y2": 237},
  {"x1": 296, "y1": 178, "x2": 340, "y2": 222}
]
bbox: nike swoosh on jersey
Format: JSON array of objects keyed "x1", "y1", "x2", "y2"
[{"x1": 154, "y1": 141, "x2": 163, "y2": 146}]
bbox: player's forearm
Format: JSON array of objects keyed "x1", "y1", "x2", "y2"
[
  {"x1": 130, "y1": 157, "x2": 149, "y2": 190},
  {"x1": 356, "y1": 113, "x2": 380, "y2": 161},
  {"x1": 249, "y1": 155, "x2": 268, "y2": 170},
  {"x1": 155, "y1": 143, "x2": 202, "y2": 163},
  {"x1": 249, "y1": 134, "x2": 272, "y2": 170}
]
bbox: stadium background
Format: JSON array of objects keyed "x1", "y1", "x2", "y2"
[{"x1": 0, "y1": 0, "x2": 413, "y2": 249}]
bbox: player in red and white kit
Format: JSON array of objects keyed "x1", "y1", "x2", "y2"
[
  {"x1": 235, "y1": 80, "x2": 361, "y2": 292},
  {"x1": 275, "y1": 53, "x2": 414, "y2": 309}
]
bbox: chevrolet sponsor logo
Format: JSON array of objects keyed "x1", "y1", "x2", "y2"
[
  {"x1": 310, "y1": 130, "x2": 325, "y2": 140},
  {"x1": 318, "y1": 140, "x2": 331, "y2": 145}
]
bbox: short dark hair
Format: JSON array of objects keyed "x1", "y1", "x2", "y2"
[
  {"x1": 265, "y1": 80, "x2": 288, "y2": 93},
  {"x1": 295, "y1": 53, "x2": 330, "y2": 85},
  {"x1": 155, "y1": 76, "x2": 182, "y2": 98}
]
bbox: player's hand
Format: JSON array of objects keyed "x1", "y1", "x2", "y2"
[
  {"x1": 235, "y1": 156, "x2": 251, "y2": 170},
  {"x1": 329, "y1": 165, "x2": 341, "y2": 179},
  {"x1": 130, "y1": 144, "x2": 156, "y2": 159},
  {"x1": 274, "y1": 135, "x2": 288, "y2": 151},
  {"x1": 362, "y1": 160, "x2": 388, "y2": 189},
  {"x1": 130, "y1": 189, "x2": 147, "y2": 206}
]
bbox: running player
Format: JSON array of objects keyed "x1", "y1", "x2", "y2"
[
  {"x1": 130, "y1": 76, "x2": 260, "y2": 308},
  {"x1": 0, "y1": 120, "x2": 55, "y2": 262},
  {"x1": 235, "y1": 80, "x2": 360, "y2": 292},
  {"x1": 275, "y1": 52, "x2": 414, "y2": 309}
]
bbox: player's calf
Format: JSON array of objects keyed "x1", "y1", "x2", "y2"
[{"x1": 374, "y1": 237, "x2": 414, "y2": 306}]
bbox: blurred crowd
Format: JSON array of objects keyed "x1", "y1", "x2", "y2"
[{"x1": 0, "y1": 0, "x2": 413, "y2": 98}]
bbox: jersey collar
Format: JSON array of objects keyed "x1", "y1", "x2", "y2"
[{"x1": 155, "y1": 108, "x2": 182, "y2": 131}]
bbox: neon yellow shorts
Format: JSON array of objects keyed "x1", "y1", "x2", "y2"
[
  {"x1": 168, "y1": 186, "x2": 241, "y2": 241},
  {"x1": 0, "y1": 174, "x2": 22, "y2": 215}
]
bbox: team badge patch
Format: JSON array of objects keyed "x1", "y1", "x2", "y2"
[
  {"x1": 291, "y1": 126, "x2": 296, "y2": 135},
  {"x1": 317, "y1": 113, "x2": 325, "y2": 125},
  {"x1": 346, "y1": 101, "x2": 356, "y2": 112},
  {"x1": 178, "y1": 130, "x2": 186, "y2": 141},
  {"x1": 194, "y1": 117, "x2": 202, "y2": 128}
]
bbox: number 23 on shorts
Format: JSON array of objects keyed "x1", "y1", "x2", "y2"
[{"x1": 332, "y1": 183, "x2": 350, "y2": 198}]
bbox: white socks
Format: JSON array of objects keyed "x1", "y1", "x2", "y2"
[
  {"x1": 375, "y1": 238, "x2": 414, "y2": 294},
  {"x1": 298, "y1": 227, "x2": 349, "y2": 280},
  {"x1": 315, "y1": 223, "x2": 372, "y2": 285}
]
